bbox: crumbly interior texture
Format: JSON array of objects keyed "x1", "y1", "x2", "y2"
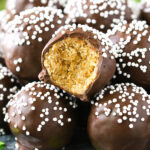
[{"x1": 44, "y1": 37, "x2": 99, "y2": 95}]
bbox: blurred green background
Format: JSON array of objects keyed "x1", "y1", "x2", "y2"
[{"x1": 0, "y1": 0, "x2": 6, "y2": 10}]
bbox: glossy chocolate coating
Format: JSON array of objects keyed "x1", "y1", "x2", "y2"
[
  {"x1": 39, "y1": 24, "x2": 116, "y2": 102},
  {"x1": 88, "y1": 83, "x2": 150, "y2": 150},
  {"x1": 2, "y1": 7, "x2": 65, "y2": 82},
  {"x1": 0, "y1": 66, "x2": 20, "y2": 135},
  {"x1": 6, "y1": 81, "x2": 77, "y2": 150},
  {"x1": 108, "y1": 20, "x2": 150, "y2": 89},
  {"x1": 65, "y1": 0, "x2": 132, "y2": 33}
]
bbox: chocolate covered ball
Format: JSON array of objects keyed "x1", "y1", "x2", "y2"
[
  {"x1": 5, "y1": 81, "x2": 77, "y2": 150},
  {"x1": 88, "y1": 83, "x2": 150, "y2": 150},
  {"x1": 1, "y1": 0, "x2": 50, "y2": 33},
  {"x1": 140, "y1": 1, "x2": 150, "y2": 25},
  {"x1": 107, "y1": 20, "x2": 150, "y2": 89},
  {"x1": 6, "y1": 0, "x2": 49, "y2": 19},
  {"x1": 39, "y1": 24, "x2": 116, "y2": 102},
  {"x1": 65, "y1": 0, "x2": 132, "y2": 32},
  {"x1": 2, "y1": 7, "x2": 65, "y2": 82},
  {"x1": 0, "y1": 66, "x2": 20, "y2": 135}
]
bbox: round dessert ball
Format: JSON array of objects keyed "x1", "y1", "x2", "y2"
[
  {"x1": 6, "y1": 0, "x2": 49, "y2": 19},
  {"x1": 65, "y1": 0, "x2": 132, "y2": 32},
  {"x1": 107, "y1": 20, "x2": 150, "y2": 89},
  {"x1": 1, "y1": 0, "x2": 50, "y2": 33},
  {"x1": 39, "y1": 24, "x2": 116, "y2": 102},
  {"x1": 140, "y1": 1, "x2": 150, "y2": 25},
  {"x1": 0, "y1": 66, "x2": 20, "y2": 135},
  {"x1": 5, "y1": 81, "x2": 77, "y2": 150},
  {"x1": 88, "y1": 83, "x2": 150, "y2": 150},
  {"x1": 2, "y1": 7, "x2": 65, "y2": 82}
]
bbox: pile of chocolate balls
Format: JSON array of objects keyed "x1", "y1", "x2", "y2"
[{"x1": 0, "y1": 0, "x2": 150, "y2": 150}]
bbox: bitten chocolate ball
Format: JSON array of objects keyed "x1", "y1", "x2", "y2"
[
  {"x1": 39, "y1": 24, "x2": 116, "y2": 102},
  {"x1": 2, "y1": 7, "x2": 65, "y2": 82},
  {"x1": 0, "y1": 66, "x2": 20, "y2": 135},
  {"x1": 140, "y1": 1, "x2": 150, "y2": 25},
  {"x1": 88, "y1": 83, "x2": 150, "y2": 150},
  {"x1": 108, "y1": 20, "x2": 150, "y2": 89},
  {"x1": 5, "y1": 81, "x2": 77, "y2": 150},
  {"x1": 6, "y1": 0, "x2": 49, "y2": 19},
  {"x1": 65, "y1": 0, "x2": 132, "y2": 32}
]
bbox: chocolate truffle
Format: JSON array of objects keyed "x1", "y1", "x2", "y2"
[
  {"x1": 6, "y1": 0, "x2": 49, "y2": 19},
  {"x1": 88, "y1": 83, "x2": 150, "y2": 150},
  {"x1": 65, "y1": 0, "x2": 132, "y2": 32},
  {"x1": 0, "y1": 66, "x2": 20, "y2": 135},
  {"x1": 39, "y1": 24, "x2": 116, "y2": 102},
  {"x1": 108, "y1": 20, "x2": 150, "y2": 89},
  {"x1": 2, "y1": 7, "x2": 65, "y2": 82},
  {"x1": 1, "y1": 0, "x2": 50, "y2": 33},
  {"x1": 5, "y1": 81, "x2": 77, "y2": 150},
  {"x1": 140, "y1": 1, "x2": 150, "y2": 25}
]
